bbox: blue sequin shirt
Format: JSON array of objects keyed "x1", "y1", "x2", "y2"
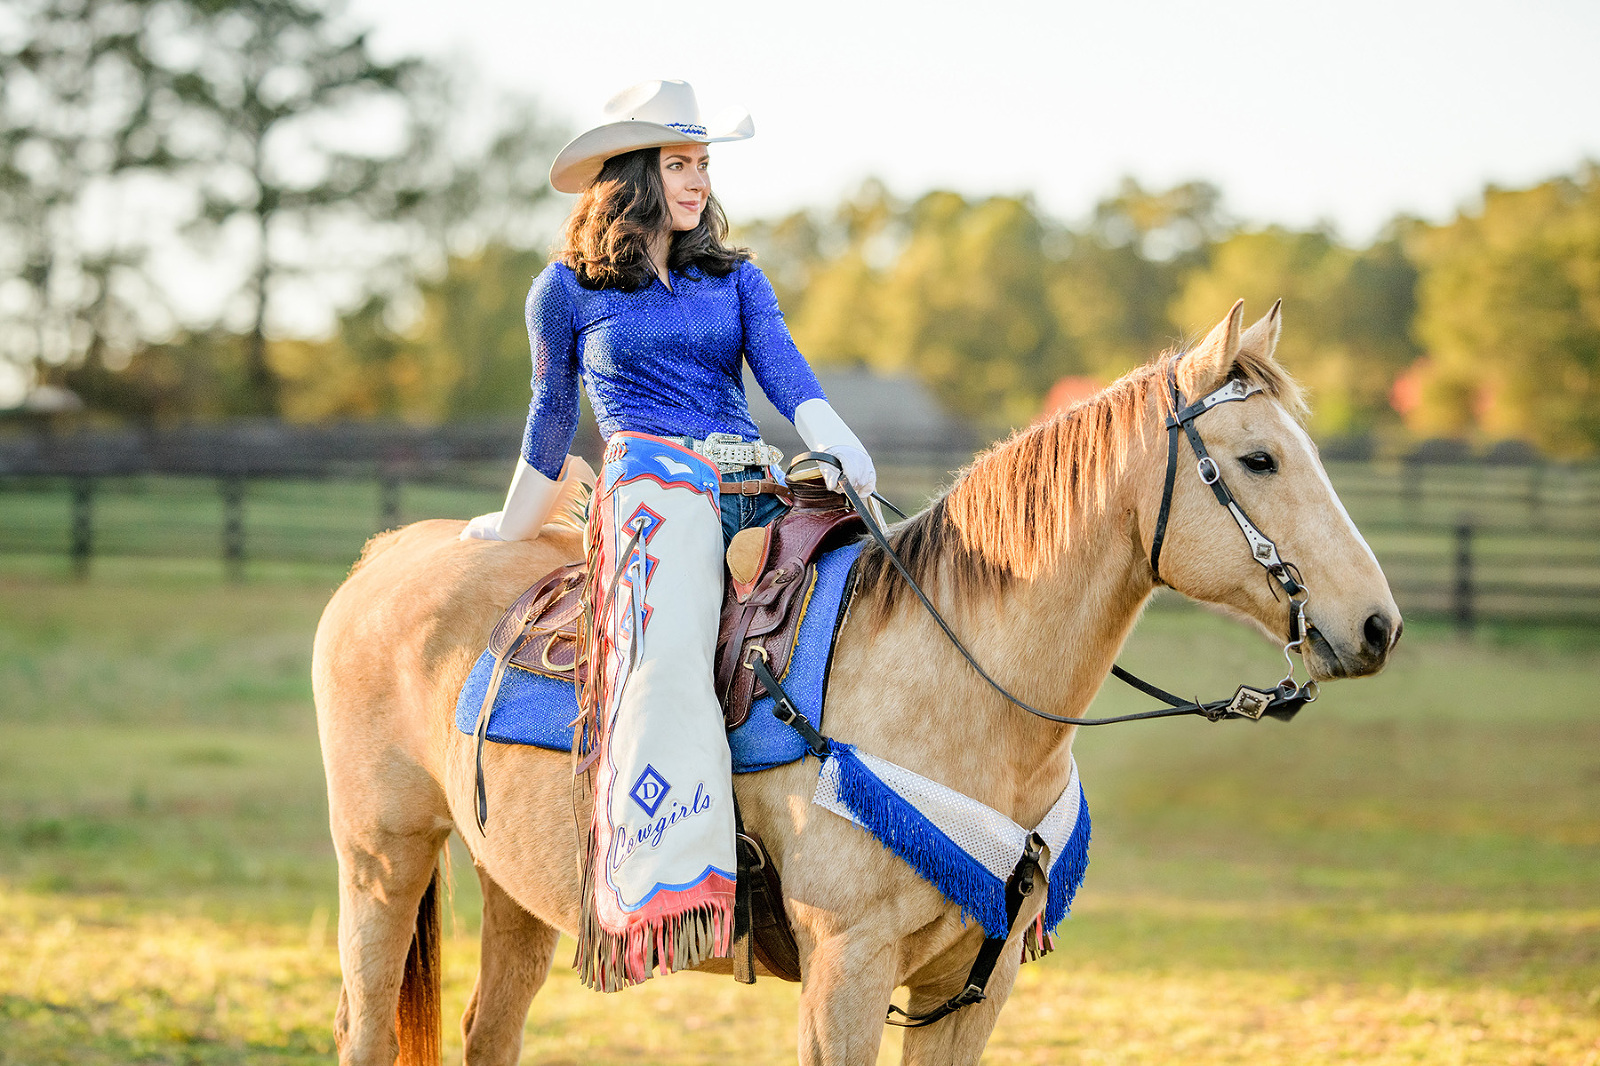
[{"x1": 518, "y1": 259, "x2": 827, "y2": 479}]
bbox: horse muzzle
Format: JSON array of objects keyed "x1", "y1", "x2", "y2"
[{"x1": 1303, "y1": 610, "x2": 1402, "y2": 680}]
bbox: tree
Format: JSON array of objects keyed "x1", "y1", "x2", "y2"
[
  {"x1": 1171, "y1": 225, "x2": 1418, "y2": 436},
  {"x1": 0, "y1": 0, "x2": 183, "y2": 405},
  {"x1": 770, "y1": 181, "x2": 900, "y2": 371},
  {"x1": 1409, "y1": 168, "x2": 1600, "y2": 456},
  {"x1": 874, "y1": 191, "x2": 1077, "y2": 426},
  {"x1": 171, "y1": 0, "x2": 422, "y2": 416}
]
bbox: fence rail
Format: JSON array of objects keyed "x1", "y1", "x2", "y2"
[{"x1": 2, "y1": 455, "x2": 1597, "y2": 628}]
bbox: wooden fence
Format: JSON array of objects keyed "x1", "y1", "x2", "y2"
[{"x1": 2, "y1": 454, "x2": 1597, "y2": 629}]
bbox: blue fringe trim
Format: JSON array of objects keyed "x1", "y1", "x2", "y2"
[
  {"x1": 828, "y1": 743, "x2": 1009, "y2": 936},
  {"x1": 1042, "y1": 782, "x2": 1091, "y2": 933}
]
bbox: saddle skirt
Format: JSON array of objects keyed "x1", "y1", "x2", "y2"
[{"x1": 455, "y1": 487, "x2": 866, "y2": 774}]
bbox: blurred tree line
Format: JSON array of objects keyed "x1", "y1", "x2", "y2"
[
  {"x1": 4, "y1": 2, "x2": 1599, "y2": 456},
  {"x1": 0, "y1": 0, "x2": 560, "y2": 422},
  {"x1": 742, "y1": 170, "x2": 1599, "y2": 458}
]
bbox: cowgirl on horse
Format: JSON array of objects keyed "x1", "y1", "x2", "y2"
[{"x1": 461, "y1": 79, "x2": 877, "y2": 989}]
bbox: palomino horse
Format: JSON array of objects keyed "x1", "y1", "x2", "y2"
[{"x1": 313, "y1": 300, "x2": 1400, "y2": 1066}]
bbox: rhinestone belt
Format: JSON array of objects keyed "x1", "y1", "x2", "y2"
[{"x1": 669, "y1": 432, "x2": 784, "y2": 473}]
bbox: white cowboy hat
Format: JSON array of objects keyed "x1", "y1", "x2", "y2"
[{"x1": 549, "y1": 79, "x2": 755, "y2": 194}]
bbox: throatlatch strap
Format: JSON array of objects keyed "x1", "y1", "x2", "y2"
[{"x1": 1148, "y1": 417, "x2": 1182, "y2": 583}]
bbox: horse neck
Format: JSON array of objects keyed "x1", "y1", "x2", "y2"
[{"x1": 852, "y1": 427, "x2": 1163, "y2": 827}]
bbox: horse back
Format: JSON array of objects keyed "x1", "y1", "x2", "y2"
[{"x1": 313, "y1": 518, "x2": 585, "y2": 793}]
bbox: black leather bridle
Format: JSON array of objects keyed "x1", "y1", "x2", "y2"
[
  {"x1": 799, "y1": 363, "x2": 1320, "y2": 730},
  {"x1": 763, "y1": 368, "x2": 1323, "y2": 1027}
]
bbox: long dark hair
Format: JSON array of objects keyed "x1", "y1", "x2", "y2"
[{"x1": 557, "y1": 147, "x2": 750, "y2": 290}]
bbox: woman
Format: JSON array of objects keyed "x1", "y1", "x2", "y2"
[{"x1": 461, "y1": 80, "x2": 877, "y2": 991}]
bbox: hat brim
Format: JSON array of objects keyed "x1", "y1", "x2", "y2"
[{"x1": 549, "y1": 112, "x2": 755, "y2": 194}]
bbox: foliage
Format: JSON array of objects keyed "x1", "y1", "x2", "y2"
[
  {"x1": 4, "y1": 0, "x2": 1596, "y2": 454},
  {"x1": 1172, "y1": 226, "x2": 1420, "y2": 436},
  {"x1": 166, "y1": 0, "x2": 423, "y2": 416},
  {"x1": 741, "y1": 177, "x2": 1416, "y2": 436},
  {"x1": 749, "y1": 186, "x2": 1085, "y2": 428},
  {"x1": 270, "y1": 243, "x2": 552, "y2": 422},
  {"x1": 1409, "y1": 167, "x2": 1600, "y2": 457},
  {"x1": 0, "y1": 0, "x2": 186, "y2": 394},
  {"x1": 1, "y1": 0, "x2": 562, "y2": 420},
  {"x1": 1049, "y1": 179, "x2": 1227, "y2": 382},
  {"x1": 873, "y1": 191, "x2": 1077, "y2": 425}
]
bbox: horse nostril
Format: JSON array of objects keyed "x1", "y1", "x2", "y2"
[{"x1": 1363, "y1": 613, "x2": 1394, "y2": 658}]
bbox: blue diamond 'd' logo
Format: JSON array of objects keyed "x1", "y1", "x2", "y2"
[{"x1": 629, "y1": 765, "x2": 671, "y2": 817}]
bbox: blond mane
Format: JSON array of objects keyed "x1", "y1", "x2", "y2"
[{"x1": 854, "y1": 345, "x2": 1304, "y2": 616}]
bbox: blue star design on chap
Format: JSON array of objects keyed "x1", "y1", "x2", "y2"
[{"x1": 629, "y1": 765, "x2": 671, "y2": 817}]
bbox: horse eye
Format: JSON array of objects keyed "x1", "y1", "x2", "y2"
[{"x1": 1240, "y1": 451, "x2": 1277, "y2": 474}]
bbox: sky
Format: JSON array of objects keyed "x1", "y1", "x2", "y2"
[{"x1": 348, "y1": 0, "x2": 1600, "y2": 242}]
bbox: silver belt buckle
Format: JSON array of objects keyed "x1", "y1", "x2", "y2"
[{"x1": 696, "y1": 433, "x2": 780, "y2": 473}]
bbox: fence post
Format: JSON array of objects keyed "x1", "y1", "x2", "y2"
[
  {"x1": 379, "y1": 467, "x2": 402, "y2": 530},
  {"x1": 70, "y1": 477, "x2": 95, "y2": 581},
  {"x1": 220, "y1": 476, "x2": 246, "y2": 583},
  {"x1": 1401, "y1": 456, "x2": 1423, "y2": 526},
  {"x1": 1452, "y1": 520, "x2": 1474, "y2": 635},
  {"x1": 1527, "y1": 463, "x2": 1545, "y2": 531}
]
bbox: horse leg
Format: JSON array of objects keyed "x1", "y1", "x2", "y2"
[
  {"x1": 460, "y1": 865, "x2": 561, "y2": 1066},
  {"x1": 323, "y1": 726, "x2": 453, "y2": 1066},
  {"x1": 896, "y1": 949, "x2": 1020, "y2": 1066},
  {"x1": 331, "y1": 822, "x2": 450, "y2": 1066},
  {"x1": 795, "y1": 931, "x2": 899, "y2": 1066}
]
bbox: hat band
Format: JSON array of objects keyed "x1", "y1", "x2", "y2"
[{"x1": 665, "y1": 122, "x2": 707, "y2": 136}]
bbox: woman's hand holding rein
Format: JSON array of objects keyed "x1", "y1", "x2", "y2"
[{"x1": 794, "y1": 398, "x2": 878, "y2": 498}]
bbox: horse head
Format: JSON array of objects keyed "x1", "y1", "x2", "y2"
[{"x1": 1146, "y1": 299, "x2": 1401, "y2": 680}]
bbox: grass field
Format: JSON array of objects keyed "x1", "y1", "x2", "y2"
[{"x1": 1, "y1": 560, "x2": 1598, "y2": 1064}]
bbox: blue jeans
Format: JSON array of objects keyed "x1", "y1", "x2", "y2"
[{"x1": 719, "y1": 467, "x2": 788, "y2": 546}]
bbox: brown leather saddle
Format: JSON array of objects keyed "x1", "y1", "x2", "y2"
[
  {"x1": 483, "y1": 471, "x2": 865, "y2": 985},
  {"x1": 493, "y1": 473, "x2": 865, "y2": 731}
]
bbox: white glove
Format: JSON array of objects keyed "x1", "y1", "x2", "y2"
[
  {"x1": 794, "y1": 397, "x2": 877, "y2": 498},
  {"x1": 461, "y1": 458, "x2": 562, "y2": 542}
]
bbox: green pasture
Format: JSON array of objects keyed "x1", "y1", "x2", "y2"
[{"x1": 0, "y1": 560, "x2": 1596, "y2": 1064}]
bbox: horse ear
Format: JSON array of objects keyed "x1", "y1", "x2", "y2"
[
  {"x1": 1179, "y1": 299, "x2": 1245, "y2": 399},
  {"x1": 1239, "y1": 298, "x2": 1283, "y2": 363}
]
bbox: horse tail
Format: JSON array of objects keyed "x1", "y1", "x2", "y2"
[{"x1": 395, "y1": 860, "x2": 442, "y2": 1066}]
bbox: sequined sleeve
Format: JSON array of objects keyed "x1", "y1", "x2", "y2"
[
  {"x1": 738, "y1": 262, "x2": 826, "y2": 421},
  {"x1": 518, "y1": 266, "x2": 580, "y2": 480}
]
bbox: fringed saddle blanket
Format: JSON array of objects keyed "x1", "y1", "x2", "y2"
[
  {"x1": 576, "y1": 432, "x2": 737, "y2": 991},
  {"x1": 815, "y1": 744, "x2": 1090, "y2": 955}
]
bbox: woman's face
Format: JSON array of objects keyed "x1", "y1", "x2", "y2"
[{"x1": 659, "y1": 144, "x2": 710, "y2": 232}]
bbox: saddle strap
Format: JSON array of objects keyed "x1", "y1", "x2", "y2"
[
  {"x1": 758, "y1": 659, "x2": 1044, "y2": 1026},
  {"x1": 721, "y1": 477, "x2": 789, "y2": 498},
  {"x1": 732, "y1": 811, "x2": 803, "y2": 986},
  {"x1": 884, "y1": 836, "x2": 1046, "y2": 1027},
  {"x1": 744, "y1": 830, "x2": 802, "y2": 982},
  {"x1": 474, "y1": 553, "x2": 618, "y2": 836},
  {"x1": 716, "y1": 506, "x2": 865, "y2": 729}
]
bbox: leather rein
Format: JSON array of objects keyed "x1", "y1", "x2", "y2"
[{"x1": 804, "y1": 364, "x2": 1320, "y2": 729}]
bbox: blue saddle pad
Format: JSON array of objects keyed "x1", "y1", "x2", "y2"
[{"x1": 455, "y1": 541, "x2": 864, "y2": 774}]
